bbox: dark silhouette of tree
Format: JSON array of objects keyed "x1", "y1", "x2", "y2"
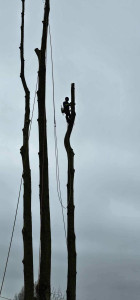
[
  {"x1": 19, "y1": 0, "x2": 34, "y2": 299},
  {"x1": 18, "y1": 2, "x2": 76, "y2": 300},
  {"x1": 35, "y1": 1, "x2": 51, "y2": 299},
  {"x1": 64, "y1": 84, "x2": 77, "y2": 300}
]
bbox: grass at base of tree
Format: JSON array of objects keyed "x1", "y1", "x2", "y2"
[{"x1": 14, "y1": 285, "x2": 66, "y2": 300}]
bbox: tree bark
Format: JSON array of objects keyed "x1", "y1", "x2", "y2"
[
  {"x1": 35, "y1": 1, "x2": 51, "y2": 300},
  {"x1": 19, "y1": 1, "x2": 34, "y2": 300},
  {"x1": 64, "y1": 83, "x2": 77, "y2": 300}
]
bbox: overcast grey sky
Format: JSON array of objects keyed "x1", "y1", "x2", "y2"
[{"x1": 0, "y1": 0, "x2": 140, "y2": 299}]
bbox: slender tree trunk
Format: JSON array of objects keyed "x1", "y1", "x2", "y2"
[
  {"x1": 64, "y1": 84, "x2": 77, "y2": 300},
  {"x1": 19, "y1": 1, "x2": 34, "y2": 299},
  {"x1": 35, "y1": 1, "x2": 51, "y2": 300}
]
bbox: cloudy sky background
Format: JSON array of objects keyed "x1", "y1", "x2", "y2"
[{"x1": 0, "y1": 0, "x2": 140, "y2": 299}]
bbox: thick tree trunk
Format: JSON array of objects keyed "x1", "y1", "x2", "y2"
[
  {"x1": 64, "y1": 84, "x2": 77, "y2": 300},
  {"x1": 35, "y1": 1, "x2": 51, "y2": 300},
  {"x1": 19, "y1": 1, "x2": 34, "y2": 300}
]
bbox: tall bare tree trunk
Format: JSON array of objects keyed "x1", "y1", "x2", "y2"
[
  {"x1": 20, "y1": 0, "x2": 34, "y2": 299},
  {"x1": 35, "y1": 1, "x2": 51, "y2": 300},
  {"x1": 64, "y1": 84, "x2": 77, "y2": 300}
]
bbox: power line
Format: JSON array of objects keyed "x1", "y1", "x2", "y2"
[
  {"x1": 48, "y1": 24, "x2": 67, "y2": 245},
  {"x1": 0, "y1": 78, "x2": 38, "y2": 297}
]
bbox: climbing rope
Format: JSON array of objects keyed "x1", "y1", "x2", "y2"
[
  {"x1": 48, "y1": 24, "x2": 67, "y2": 246},
  {"x1": 0, "y1": 177, "x2": 22, "y2": 297},
  {"x1": 49, "y1": 24, "x2": 72, "y2": 210},
  {"x1": 0, "y1": 79, "x2": 38, "y2": 298}
]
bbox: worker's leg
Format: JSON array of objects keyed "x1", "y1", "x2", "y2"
[
  {"x1": 66, "y1": 115, "x2": 69, "y2": 123},
  {"x1": 67, "y1": 111, "x2": 71, "y2": 119}
]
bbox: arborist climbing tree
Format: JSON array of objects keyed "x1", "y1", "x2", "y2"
[
  {"x1": 61, "y1": 97, "x2": 71, "y2": 124},
  {"x1": 63, "y1": 84, "x2": 77, "y2": 300}
]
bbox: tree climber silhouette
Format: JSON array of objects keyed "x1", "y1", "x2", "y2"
[{"x1": 61, "y1": 97, "x2": 71, "y2": 124}]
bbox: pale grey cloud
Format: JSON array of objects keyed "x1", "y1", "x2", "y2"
[{"x1": 0, "y1": 0, "x2": 140, "y2": 300}]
